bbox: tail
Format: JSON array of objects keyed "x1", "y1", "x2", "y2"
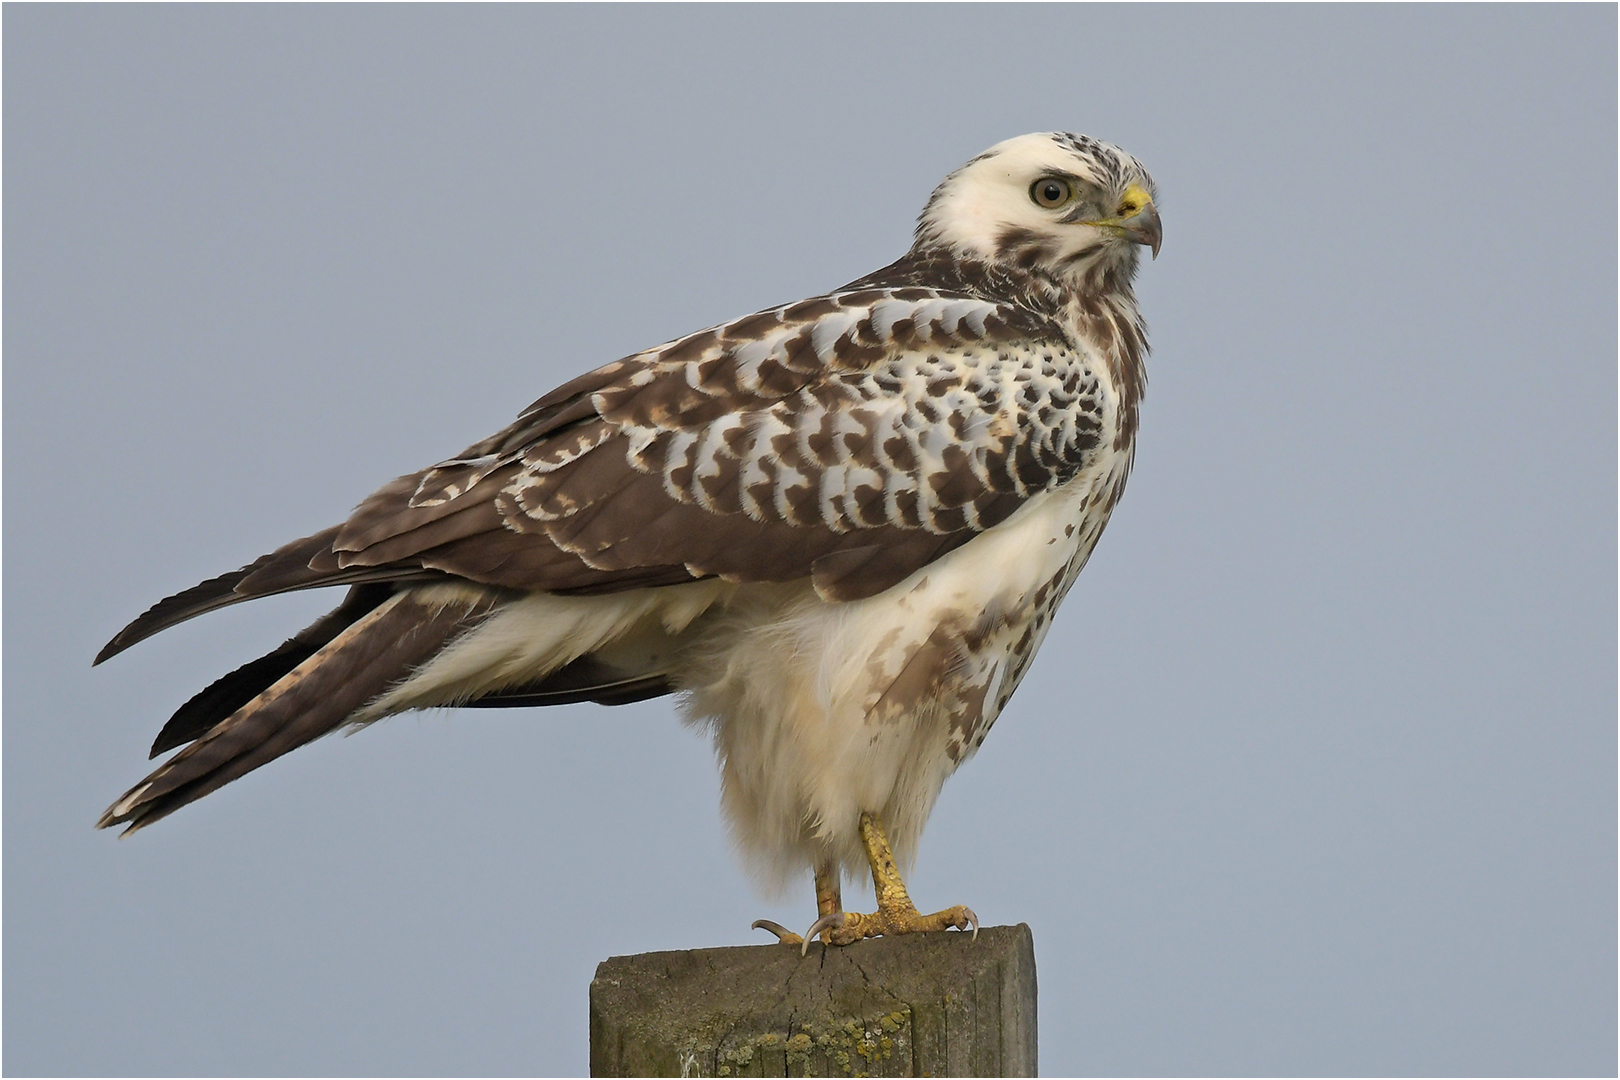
[{"x1": 97, "y1": 588, "x2": 497, "y2": 835}]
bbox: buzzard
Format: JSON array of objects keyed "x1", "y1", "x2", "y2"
[{"x1": 96, "y1": 132, "x2": 1161, "y2": 950}]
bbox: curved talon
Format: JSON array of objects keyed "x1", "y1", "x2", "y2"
[
  {"x1": 963, "y1": 907, "x2": 980, "y2": 940},
  {"x1": 800, "y1": 911, "x2": 846, "y2": 956},
  {"x1": 751, "y1": 919, "x2": 804, "y2": 946}
]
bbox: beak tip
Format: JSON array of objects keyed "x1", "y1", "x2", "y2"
[{"x1": 1125, "y1": 203, "x2": 1162, "y2": 261}]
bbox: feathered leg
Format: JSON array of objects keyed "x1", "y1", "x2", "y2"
[{"x1": 98, "y1": 589, "x2": 496, "y2": 834}]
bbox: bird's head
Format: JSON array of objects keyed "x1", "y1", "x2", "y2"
[{"x1": 914, "y1": 132, "x2": 1160, "y2": 290}]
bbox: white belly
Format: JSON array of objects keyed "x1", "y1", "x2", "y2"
[
  {"x1": 679, "y1": 458, "x2": 1124, "y2": 892},
  {"x1": 373, "y1": 449, "x2": 1129, "y2": 894}
]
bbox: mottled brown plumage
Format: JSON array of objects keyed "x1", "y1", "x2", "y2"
[{"x1": 96, "y1": 132, "x2": 1160, "y2": 950}]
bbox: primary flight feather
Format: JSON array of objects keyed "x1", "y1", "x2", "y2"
[{"x1": 97, "y1": 132, "x2": 1161, "y2": 948}]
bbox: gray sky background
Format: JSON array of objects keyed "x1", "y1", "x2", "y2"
[{"x1": 5, "y1": 6, "x2": 1614, "y2": 1076}]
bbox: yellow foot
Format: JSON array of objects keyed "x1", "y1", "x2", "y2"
[
  {"x1": 802, "y1": 901, "x2": 978, "y2": 952},
  {"x1": 790, "y1": 811, "x2": 979, "y2": 955},
  {"x1": 754, "y1": 856, "x2": 848, "y2": 948}
]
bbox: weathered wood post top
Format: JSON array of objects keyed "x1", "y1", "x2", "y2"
[{"x1": 590, "y1": 924, "x2": 1036, "y2": 1077}]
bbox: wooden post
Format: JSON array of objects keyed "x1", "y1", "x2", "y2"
[{"x1": 589, "y1": 924, "x2": 1036, "y2": 1077}]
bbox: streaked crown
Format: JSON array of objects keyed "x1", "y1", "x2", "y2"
[{"x1": 914, "y1": 132, "x2": 1160, "y2": 289}]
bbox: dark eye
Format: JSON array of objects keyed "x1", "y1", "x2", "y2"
[{"x1": 1030, "y1": 177, "x2": 1072, "y2": 208}]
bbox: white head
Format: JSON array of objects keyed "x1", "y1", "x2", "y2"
[{"x1": 915, "y1": 132, "x2": 1160, "y2": 288}]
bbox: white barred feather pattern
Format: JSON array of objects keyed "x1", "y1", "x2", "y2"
[
  {"x1": 94, "y1": 132, "x2": 1162, "y2": 912},
  {"x1": 493, "y1": 292, "x2": 1103, "y2": 534}
]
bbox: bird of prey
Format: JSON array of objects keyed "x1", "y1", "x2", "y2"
[{"x1": 96, "y1": 132, "x2": 1161, "y2": 950}]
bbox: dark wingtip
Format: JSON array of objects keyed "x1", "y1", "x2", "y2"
[
  {"x1": 93, "y1": 635, "x2": 128, "y2": 666},
  {"x1": 91, "y1": 567, "x2": 257, "y2": 667},
  {"x1": 145, "y1": 641, "x2": 321, "y2": 759},
  {"x1": 89, "y1": 528, "x2": 352, "y2": 667}
]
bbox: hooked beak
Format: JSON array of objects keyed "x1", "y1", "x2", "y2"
[
  {"x1": 1121, "y1": 201, "x2": 1162, "y2": 260},
  {"x1": 1082, "y1": 184, "x2": 1162, "y2": 260}
]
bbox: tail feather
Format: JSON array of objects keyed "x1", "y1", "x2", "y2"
[
  {"x1": 98, "y1": 589, "x2": 497, "y2": 834},
  {"x1": 147, "y1": 585, "x2": 394, "y2": 757}
]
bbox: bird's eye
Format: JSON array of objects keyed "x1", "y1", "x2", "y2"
[{"x1": 1030, "y1": 178, "x2": 1073, "y2": 208}]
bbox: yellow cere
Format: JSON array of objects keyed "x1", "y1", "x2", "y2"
[{"x1": 1116, "y1": 184, "x2": 1153, "y2": 219}]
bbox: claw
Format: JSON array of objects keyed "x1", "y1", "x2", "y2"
[
  {"x1": 800, "y1": 911, "x2": 846, "y2": 956},
  {"x1": 751, "y1": 919, "x2": 804, "y2": 946},
  {"x1": 773, "y1": 816, "x2": 980, "y2": 956}
]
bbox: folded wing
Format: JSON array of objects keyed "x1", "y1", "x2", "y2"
[{"x1": 99, "y1": 273, "x2": 1106, "y2": 666}]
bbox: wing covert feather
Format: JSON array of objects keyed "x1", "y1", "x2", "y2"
[
  {"x1": 350, "y1": 284, "x2": 1108, "y2": 599},
  {"x1": 102, "y1": 273, "x2": 1113, "y2": 659}
]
